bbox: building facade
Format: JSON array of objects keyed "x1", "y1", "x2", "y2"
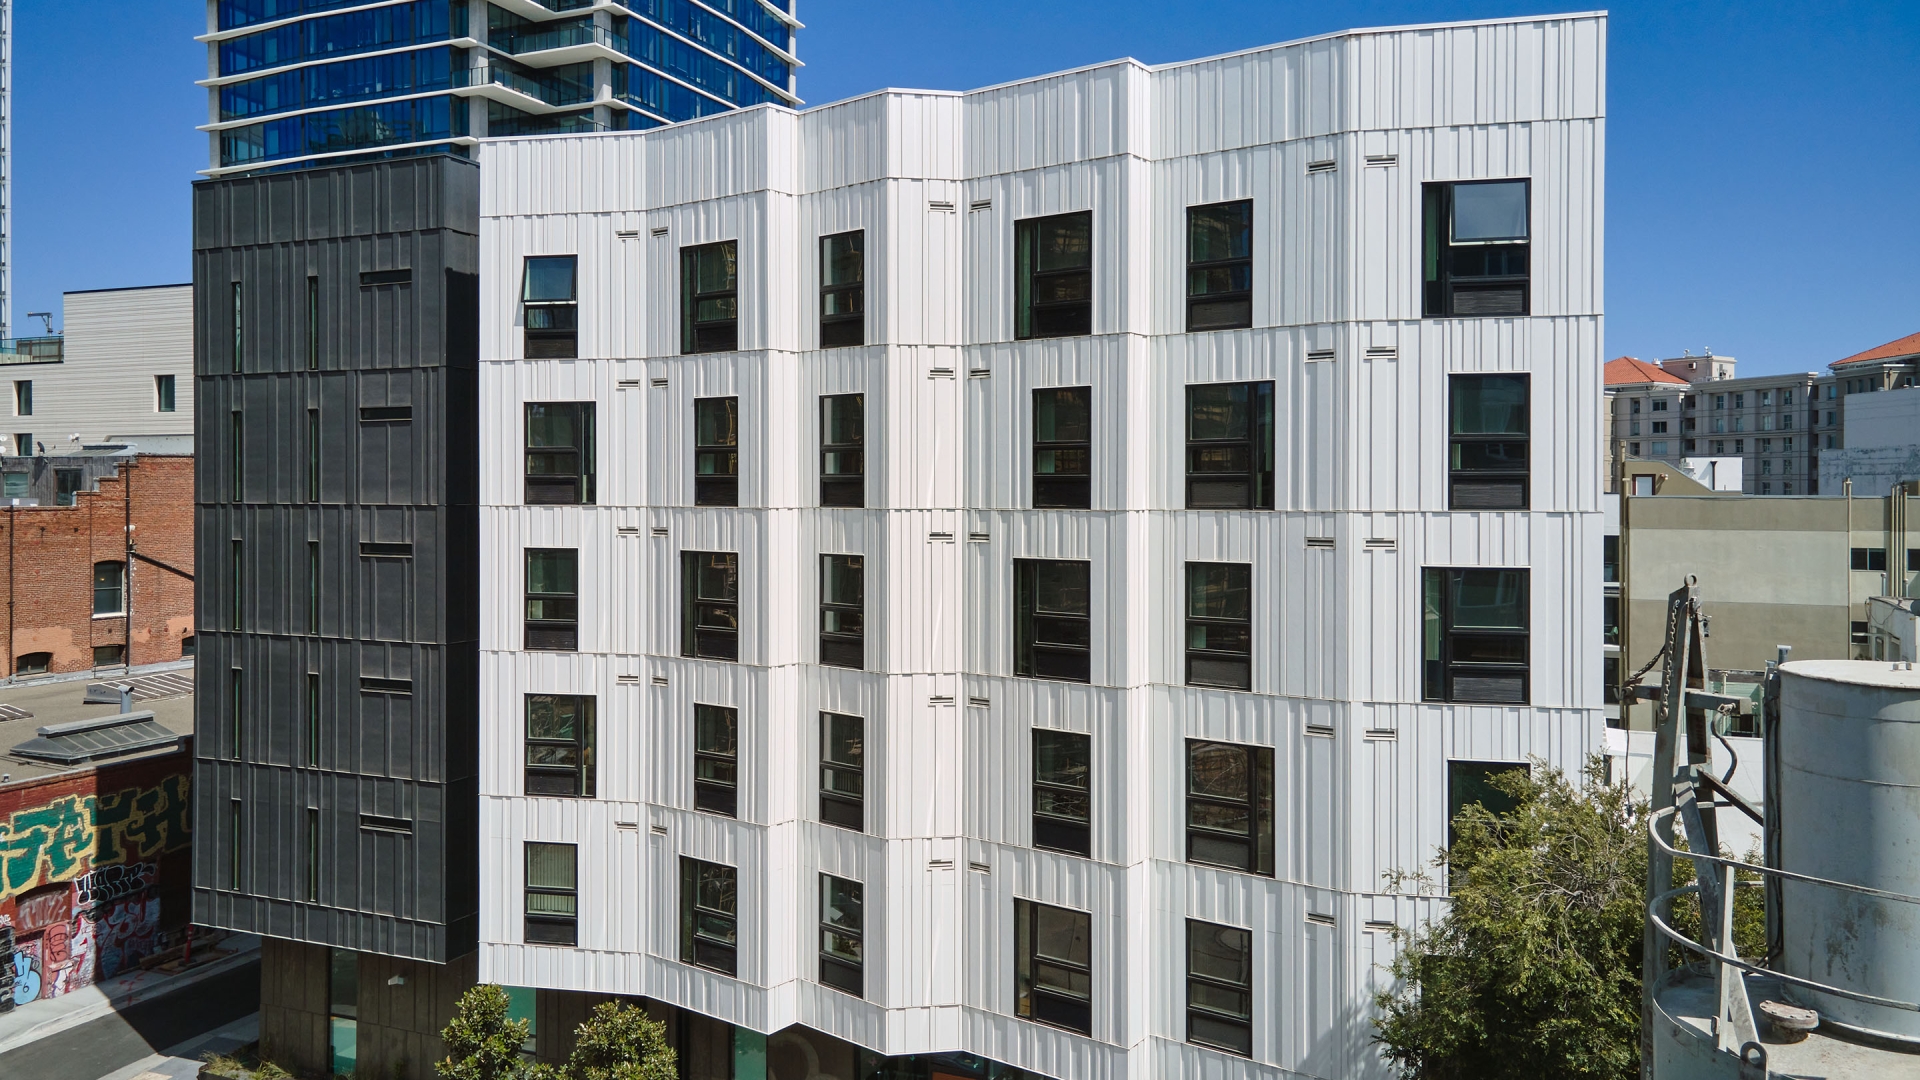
[
  {"x1": 190, "y1": 155, "x2": 482, "y2": 1078},
  {"x1": 476, "y1": 13, "x2": 1606, "y2": 1080},
  {"x1": 1603, "y1": 354, "x2": 1834, "y2": 496},
  {"x1": 199, "y1": 0, "x2": 802, "y2": 177},
  {"x1": 1, "y1": 285, "x2": 195, "y2": 458},
  {"x1": 1, "y1": 0, "x2": 11, "y2": 339}
]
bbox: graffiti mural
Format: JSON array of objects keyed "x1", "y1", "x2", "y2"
[{"x1": 0, "y1": 746, "x2": 192, "y2": 1006}]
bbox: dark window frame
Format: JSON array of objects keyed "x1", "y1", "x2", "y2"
[
  {"x1": 818, "y1": 873, "x2": 864, "y2": 997},
  {"x1": 307, "y1": 275, "x2": 319, "y2": 370},
  {"x1": 819, "y1": 554, "x2": 865, "y2": 669},
  {"x1": 525, "y1": 841, "x2": 579, "y2": 946},
  {"x1": 1185, "y1": 382, "x2": 1274, "y2": 510},
  {"x1": 1014, "y1": 558, "x2": 1092, "y2": 683},
  {"x1": 92, "y1": 560, "x2": 125, "y2": 616},
  {"x1": 523, "y1": 255, "x2": 579, "y2": 359},
  {"x1": 819, "y1": 230, "x2": 865, "y2": 348},
  {"x1": 819, "y1": 711, "x2": 865, "y2": 832},
  {"x1": 1187, "y1": 200, "x2": 1253, "y2": 332},
  {"x1": 307, "y1": 408, "x2": 320, "y2": 502},
  {"x1": 693, "y1": 703, "x2": 739, "y2": 817},
  {"x1": 156, "y1": 374, "x2": 177, "y2": 413},
  {"x1": 681, "y1": 241, "x2": 739, "y2": 354},
  {"x1": 525, "y1": 693, "x2": 596, "y2": 798},
  {"x1": 1014, "y1": 898, "x2": 1093, "y2": 1036},
  {"x1": 232, "y1": 281, "x2": 244, "y2": 372},
  {"x1": 1032, "y1": 728, "x2": 1091, "y2": 858},
  {"x1": 1448, "y1": 374, "x2": 1530, "y2": 510},
  {"x1": 1422, "y1": 178, "x2": 1531, "y2": 318},
  {"x1": 1422, "y1": 567, "x2": 1530, "y2": 704},
  {"x1": 680, "y1": 857, "x2": 738, "y2": 976},
  {"x1": 1186, "y1": 919, "x2": 1254, "y2": 1057},
  {"x1": 524, "y1": 548, "x2": 580, "y2": 651},
  {"x1": 1852, "y1": 547, "x2": 1888, "y2": 572},
  {"x1": 1185, "y1": 739, "x2": 1274, "y2": 876},
  {"x1": 1032, "y1": 386, "x2": 1092, "y2": 509},
  {"x1": 1185, "y1": 562, "x2": 1253, "y2": 691},
  {"x1": 693, "y1": 396, "x2": 740, "y2": 506},
  {"x1": 680, "y1": 551, "x2": 740, "y2": 661},
  {"x1": 524, "y1": 402, "x2": 595, "y2": 505},
  {"x1": 819, "y1": 393, "x2": 865, "y2": 508},
  {"x1": 1015, "y1": 211, "x2": 1093, "y2": 340}
]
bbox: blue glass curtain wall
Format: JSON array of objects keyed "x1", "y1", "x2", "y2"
[
  {"x1": 623, "y1": 24, "x2": 783, "y2": 108},
  {"x1": 614, "y1": 63, "x2": 742, "y2": 123},
  {"x1": 219, "y1": 0, "x2": 368, "y2": 33},
  {"x1": 623, "y1": 1, "x2": 789, "y2": 89},
  {"x1": 687, "y1": 0, "x2": 791, "y2": 55},
  {"x1": 219, "y1": 1, "x2": 460, "y2": 77},
  {"x1": 220, "y1": 46, "x2": 455, "y2": 121},
  {"x1": 221, "y1": 94, "x2": 465, "y2": 166}
]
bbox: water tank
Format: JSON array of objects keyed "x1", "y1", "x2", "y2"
[{"x1": 1775, "y1": 659, "x2": 1920, "y2": 1037}]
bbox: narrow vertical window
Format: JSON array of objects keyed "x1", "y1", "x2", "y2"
[
  {"x1": 523, "y1": 256, "x2": 579, "y2": 359},
  {"x1": 1014, "y1": 212, "x2": 1092, "y2": 339},
  {"x1": 232, "y1": 539, "x2": 244, "y2": 630},
  {"x1": 524, "y1": 549, "x2": 580, "y2": 651},
  {"x1": 229, "y1": 668, "x2": 244, "y2": 760},
  {"x1": 1032, "y1": 729, "x2": 1091, "y2": 857},
  {"x1": 680, "y1": 552, "x2": 739, "y2": 661},
  {"x1": 307, "y1": 408, "x2": 320, "y2": 502},
  {"x1": 231, "y1": 281, "x2": 244, "y2": 371},
  {"x1": 681, "y1": 241, "x2": 738, "y2": 354},
  {"x1": 329, "y1": 950, "x2": 358, "y2": 1076},
  {"x1": 306, "y1": 672, "x2": 320, "y2": 766},
  {"x1": 693, "y1": 704, "x2": 739, "y2": 816},
  {"x1": 12, "y1": 380, "x2": 31, "y2": 416},
  {"x1": 1422, "y1": 567, "x2": 1530, "y2": 704},
  {"x1": 230, "y1": 799, "x2": 244, "y2": 889},
  {"x1": 1186, "y1": 563, "x2": 1253, "y2": 691},
  {"x1": 525, "y1": 402, "x2": 595, "y2": 504},
  {"x1": 819, "y1": 554, "x2": 864, "y2": 669},
  {"x1": 1185, "y1": 739, "x2": 1274, "y2": 875},
  {"x1": 819, "y1": 230, "x2": 865, "y2": 348},
  {"x1": 155, "y1": 374, "x2": 177, "y2": 413},
  {"x1": 680, "y1": 857, "x2": 738, "y2": 976},
  {"x1": 307, "y1": 540, "x2": 320, "y2": 634},
  {"x1": 1014, "y1": 899, "x2": 1093, "y2": 1035},
  {"x1": 1187, "y1": 200, "x2": 1253, "y2": 331},
  {"x1": 525, "y1": 694, "x2": 596, "y2": 798},
  {"x1": 1013, "y1": 559, "x2": 1091, "y2": 682},
  {"x1": 1186, "y1": 919, "x2": 1254, "y2": 1056},
  {"x1": 819, "y1": 711, "x2": 864, "y2": 831},
  {"x1": 1422, "y1": 179, "x2": 1531, "y2": 317},
  {"x1": 306, "y1": 807, "x2": 320, "y2": 903},
  {"x1": 1185, "y1": 382, "x2": 1274, "y2": 509},
  {"x1": 819, "y1": 393, "x2": 865, "y2": 508},
  {"x1": 1032, "y1": 387, "x2": 1092, "y2": 509},
  {"x1": 1449, "y1": 374, "x2": 1530, "y2": 509},
  {"x1": 230, "y1": 411, "x2": 244, "y2": 501},
  {"x1": 693, "y1": 397, "x2": 739, "y2": 506},
  {"x1": 818, "y1": 874, "x2": 864, "y2": 997},
  {"x1": 92, "y1": 561, "x2": 126, "y2": 615},
  {"x1": 524, "y1": 842, "x2": 579, "y2": 945},
  {"x1": 307, "y1": 275, "x2": 320, "y2": 370}
]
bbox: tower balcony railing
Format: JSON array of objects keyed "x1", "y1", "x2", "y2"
[
  {"x1": 498, "y1": 22, "x2": 626, "y2": 60},
  {"x1": 454, "y1": 62, "x2": 595, "y2": 109}
]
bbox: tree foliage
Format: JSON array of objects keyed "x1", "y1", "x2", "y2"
[
  {"x1": 557, "y1": 1002, "x2": 677, "y2": 1080},
  {"x1": 439, "y1": 985, "x2": 533, "y2": 1080},
  {"x1": 437, "y1": 986, "x2": 677, "y2": 1080}
]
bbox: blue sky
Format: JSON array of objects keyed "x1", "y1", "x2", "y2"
[{"x1": 13, "y1": 2, "x2": 1917, "y2": 374}]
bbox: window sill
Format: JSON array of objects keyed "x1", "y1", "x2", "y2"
[{"x1": 92, "y1": 611, "x2": 127, "y2": 620}]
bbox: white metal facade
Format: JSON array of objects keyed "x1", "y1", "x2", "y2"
[{"x1": 477, "y1": 14, "x2": 1606, "y2": 1079}]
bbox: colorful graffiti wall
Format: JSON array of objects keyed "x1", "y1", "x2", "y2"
[{"x1": 0, "y1": 742, "x2": 193, "y2": 1007}]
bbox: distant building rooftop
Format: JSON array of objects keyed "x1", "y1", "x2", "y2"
[
  {"x1": 1605, "y1": 356, "x2": 1689, "y2": 386},
  {"x1": 1832, "y1": 329, "x2": 1920, "y2": 369}
]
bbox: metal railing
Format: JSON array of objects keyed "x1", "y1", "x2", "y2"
[{"x1": 499, "y1": 22, "x2": 625, "y2": 56}]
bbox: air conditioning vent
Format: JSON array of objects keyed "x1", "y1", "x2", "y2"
[
  {"x1": 650, "y1": 377, "x2": 669, "y2": 387},
  {"x1": 1364, "y1": 919, "x2": 1397, "y2": 933},
  {"x1": 1306, "y1": 536, "x2": 1335, "y2": 549},
  {"x1": 928, "y1": 858, "x2": 955, "y2": 870},
  {"x1": 969, "y1": 198, "x2": 992, "y2": 212},
  {"x1": 929, "y1": 694, "x2": 955, "y2": 705},
  {"x1": 650, "y1": 526, "x2": 669, "y2": 537},
  {"x1": 615, "y1": 229, "x2": 640, "y2": 239},
  {"x1": 968, "y1": 368, "x2": 991, "y2": 378},
  {"x1": 1306, "y1": 349, "x2": 1336, "y2": 363},
  {"x1": 928, "y1": 531, "x2": 955, "y2": 543},
  {"x1": 1364, "y1": 537, "x2": 1396, "y2": 550},
  {"x1": 967, "y1": 531, "x2": 990, "y2": 543},
  {"x1": 968, "y1": 861, "x2": 992, "y2": 874},
  {"x1": 929, "y1": 200, "x2": 956, "y2": 212},
  {"x1": 615, "y1": 819, "x2": 640, "y2": 829},
  {"x1": 650, "y1": 823, "x2": 669, "y2": 835},
  {"x1": 1364, "y1": 154, "x2": 1398, "y2": 167},
  {"x1": 1450, "y1": 480, "x2": 1528, "y2": 510},
  {"x1": 1363, "y1": 728, "x2": 1398, "y2": 741},
  {"x1": 1450, "y1": 284, "x2": 1526, "y2": 316},
  {"x1": 650, "y1": 674, "x2": 669, "y2": 686},
  {"x1": 617, "y1": 378, "x2": 642, "y2": 388},
  {"x1": 617, "y1": 525, "x2": 642, "y2": 535},
  {"x1": 1306, "y1": 159, "x2": 1337, "y2": 174},
  {"x1": 1305, "y1": 723, "x2": 1336, "y2": 738},
  {"x1": 1306, "y1": 911, "x2": 1336, "y2": 926},
  {"x1": 967, "y1": 695, "x2": 991, "y2": 708},
  {"x1": 928, "y1": 367, "x2": 955, "y2": 378},
  {"x1": 650, "y1": 225, "x2": 669, "y2": 236},
  {"x1": 1364, "y1": 346, "x2": 1397, "y2": 359},
  {"x1": 616, "y1": 674, "x2": 642, "y2": 684},
  {"x1": 1451, "y1": 676, "x2": 1526, "y2": 704}
]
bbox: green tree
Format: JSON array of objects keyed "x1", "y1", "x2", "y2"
[
  {"x1": 437, "y1": 989, "x2": 676, "y2": 1080},
  {"x1": 438, "y1": 985, "x2": 534, "y2": 1080},
  {"x1": 556, "y1": 1002, "x2": 677, "y2": 1080}
]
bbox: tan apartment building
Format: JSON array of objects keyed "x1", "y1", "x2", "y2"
[{"x1": 1604, "y1": 353, "x2": 1832, "y2": 495}]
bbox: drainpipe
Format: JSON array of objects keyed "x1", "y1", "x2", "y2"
[
  {"x1": 6, "y1": 504, "x2": 12, "y2": 686},
  {"x1": 124, "y1": 458, "x2": 134, "y2": 670}
]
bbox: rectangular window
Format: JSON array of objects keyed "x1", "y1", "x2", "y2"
[
  {"x1": 1186, "y1": 739, "x2": 1274, "y2": 875},
  {"x1": 1449, "y1": 374, "x2": 1529, "y2": 509},
  {"x1": 156, "y1": 374, "x2": 177, "y2": 413},
  {"x1": 93, "y1": 644, "x2": 124, "y2": 667},
  {"x1": 525, "y1": 402, "x2": 595, "y2": 505},
  {"x1": 1186, "y1": 563, "x2": 1253, "y2": 691},
  {"x1": 1651, "y1": 399, "x2": 1669, "y2": 412},
  {"x1": 1651, "y1": 421, "x2": 1668, "y2": 434},
  {"x1": 1448, "y1": 760, "x2": 1529, "y2": 851},
  {"x1": 229, "y1": 668, "x2": 244, "y2": 759},
  {"x1": 232, "y1": 539, "x2": 244, "y2": 630},
  {"x1": 307, "y1": 673, "x2": 320, "y2": 767},
  {"x1": 1032, "y1": 729, "x2": 1091, "y2": 857},
  {"x1": 525, "y1": 694, "x2": 596, "y2": 798},
  {"x1": 230, "y1": 411, "x2": 244, "y2": 501},
  {"x1": 307, "y1": 275, "x2": 319, "y2": 370},
  {"x1": 819, "y1": 874, "x2": 864, "y2": 997},
  {"x1": 54, "y1": 468, "x2": 82, "y2": 505},
  {"x1": 308, "y1": 540, "x2": 320, "y2": 634},
  {"x1": 1422, "y1": 567, "x2": 1530, "y2": 704},
  {"x1": 1630, "y1": 399, "x2": 1642, "y2": 415},
  {"x1": 306, "y1": 807, "x2": 320, "y2": 903},
  {"x1": 681, "y1": 241, "x2": 738, "y2": 354},
  {"x1": 1422, "y1": 179, "x2": 1529, "y2": 317},
  {"x1": 523, "y1": 256, "x2": 578, "y2": 359},
  {"x1": 1187, "y1": 200, "x2": 1253, "y2": 332},
  {"x1": 1014, "y1": 559, "x2": 1092, "y2": 682},
  {"x1": 1852, "y1": 547, "x2": 1888, "y2": 572},
  {"x1": 93, "y1": 560, "x2": 125, "y2": 615},
  {"x1": 1185, "y1": 382, "x2": 1274, "y2": 509},
  {"x1": 230, "y1": 800, "x2": 244, "y2": 889},
  {"x1": 1603, "y1": 593, "x2": 1620, "y2": 647},
  {"x1": 1032, "y1": 387, "x2": 1092, "y2": 509},
  {"x1": 819, "y1": 230, "x2": 865, "y2": 348},
  {"x1": 1187, "y1": 920, "x2": 1254, "y2": 1056},
  {"x1": 1603, "y1": 534, "x2": 1619, "y2": 584},
  {"x1": 525, "y1": 842, "x2": 579, "y2": 946},
  {"x1": 693, "y1": 704, "x2": 738, "y2": 816},
  {"x1": 1651, "y1": 441, "x2": 1668, "y2": 457},
  {"x1": 11, "y1": 433, "x2": 30, "y2": 457},
  {"x1": 1014, "y1": 899, "x2": 1093, "y2": 1035},
  {"x1": 1852, "y1": 621, "x2": 1871, "y2": 647},
  {"x1": 1909, "y1": 548, "x2": 1920, "y2": 573},
  {"x1": 329, "y1": 949, "x2": 357, "y2": 1076},
  {"x1": 694, "y1": 397, "x2": 739, "y2": 506},
  {"x1": 819, "y1": 711, "x2": 864, "y2": 831},
  {"x1": 12, "y1": 381, "x2": 30, "y2": 417},
  {"x1": 307, "y1": 409, "x2": 320, "y2": 502},
  {"x1": 819, "y1": 554, "x2": 864, "y2": 669},
  {"x1": 681, "y1": 552, "x2": 740, "y2": 661},
  {"x1": 680, "y1": 857, "x2": 738, "y2": 976},
  {"x1": 524, "y1": 549, "x2": 579, "y2": 651},
  {"x1": 819, "y1": 393, "x2": 865, "y2": 508},
  {"x1": 232, "y1": 282, "x2": 244, "y2": 371},
  {"x1": 1015, "y1": 211, "x2": 1092, "y2": 339}
]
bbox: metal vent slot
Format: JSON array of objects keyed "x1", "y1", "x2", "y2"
[
  {"x1": 359, "y1": 268, "x2": 411, "y2": 287},
  {"x1": 929, "y1": 694, "x2": 955, "y2": 705},
  {"x1": 617, "y1": 378, "x2": 642, "y2": 388},
  {"x1": 1451, "y1": 676, "x2": 1526, "y2": 704},
  {"x1": 1450, "y1": 285, "x2": 1526, "y2": 316},
  {"x1": 1306, "y1": 912, "x2": 1336, "y2": 926},
  {"x1": 1363, "y1": 728, "x2": 1398, "y2": 741},
  {"x1": 615, "y1": 819, "x2": 640, "y2": 830},
  {"x1": 928, "y1": 531, "x2": 956, "y2": 543},
  {"x1": 968, "y1": 861, "x2": 992, "y2": 874},
  {"x1": 650, "y1": 377, "x2": 669, "y2": 387},
  {"x1": 359, "y1": 677, "x2": 412, "y2": 695},
  {"x1": 650, "y1": 674, "x2": 669, "y2": 686},
  {"x1": 616, "y1": 674, "x2": 641, "y2": 684},
  {"x1": 1364, "y1": 346, "x2": 1398, "y2": 359},
  {"x1": 615, "y1": 229, "x2": 640, "y2": 239},
  {"x1": 1306, "y1": 349, "x2": 1336, "y2": 363},
  {"x1": 1364, "y1": 919, "x2": 1397, "y2": 933},
  {"x1": 358, "y1": 542, "x2": 412, "y2": 558},
  {"x1": 1306, "y1": 536, "x2": 1335, "y2": 549},
  {"x1": 967, "y1": 696, "x2": 990, "y2": 708},
  {"x1": 968, "y1": 368, "x2": 991, "y2": 378},
  {"x1": 359, "y1": 814, "x2": 413, "y2": 835},
  {"x1": 358, "y1": 405, "x2": 412, "y2": 422},
  {"x1": 1364, "y1": 538, "x2": 1397, "y2": 550},
  {"x1": 1451, "y1": 481, "x2": 1528, "y2": 510},
  {"x1": 929, "y1": 200, "x2": 956, "y2": 212},
  {"x1": 617, "y1": 525, "x2": 642, "y2": 535},
  {"x1": 1365, "y1": 154, "x2": 1398, "y2": 167},
  {"x1": 928, "y1": 367, "x2": 955, "y2": 378},
  {"x1": 650, "y1": 526, "x2": 669, "y2": 537},
  {"x1": 969, "y1": 198, "x2": 992, "y2": 211},
  {"x1": 650, "y1": 226, "x2": 669, "y2": 236},
  {"x1": 967, "y1": 532, "x2": 990, "y2": 543},
  {"x1": 1306, "y1": 159, "x2": 1337, "y2": 174},
  {"x1": 1305, "y1": 724, "x2": 1336, "y2": 738},
  {"x1": 928, "y1": 858, "x2": 955, "y2": 869},
  {"x1": 650, "y1": 824, "x2": 669, "y2": 835}
]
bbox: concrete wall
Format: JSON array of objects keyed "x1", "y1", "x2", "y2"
[{"x1": 1842, "y1": 385, "x2": 1920, "y2": 449}]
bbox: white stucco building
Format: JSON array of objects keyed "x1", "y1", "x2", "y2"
[
  {"x1": 475, "y1": 13, "x2": 1606, "y2": 1079},
  {"x1": 3, "y1": 285, "x2": 195, "y2": 458}
]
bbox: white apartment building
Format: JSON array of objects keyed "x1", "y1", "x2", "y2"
[
  {"x1": 476, "y1": 14, "x2": 1605, "y2": 1080},
  {"x1": 3, "y1": 284, "x2": 195, "y2": 458}
]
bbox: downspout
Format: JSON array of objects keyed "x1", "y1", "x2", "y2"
[
  {"x1": 124, "y1": 457, "x2": 134, "y2": 670},
  {"x1": 6, "y1": 504, "x2": 12, "y2": 686}
]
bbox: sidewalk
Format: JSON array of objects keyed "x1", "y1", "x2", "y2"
[
  {"x1": 0, "y1": 933, "x2": 260, "y2": 1056},
  {"x1": 96, "y1": 1012, "x2": 259, "y2": 1080}
]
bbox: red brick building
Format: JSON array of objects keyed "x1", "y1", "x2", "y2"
[{"x1": 3, "y1": 455, "x2": 195, "y2": 677}]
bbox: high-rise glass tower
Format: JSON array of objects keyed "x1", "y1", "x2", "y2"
[
  {"x1": 1, "y1": 0, "x2": 12, "y2": 337},
  {"x1": 199, "y1": 0, "x2": 801, "y2": 176}
]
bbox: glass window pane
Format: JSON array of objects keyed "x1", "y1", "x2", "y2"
[
  {"x1": 1036, "y1": 214, "x2": 1091, "y2": 271},
  {"x1": 1450, "y1": 181, "x2": 1529, "y2": 242},
  {"x1": 1188, "y1": 742, "x2": 1249, "y2": 800},
  {"x1": 1187, "y1": 384, "x2": 1249, "y2": 440},
  {"x1": 1032, "y1": 561, "x2": 1090, "y2": 616},
  {"x1": 526, "y1": 550, "x2": 577, "y2": 594},
  {"x1": 695, "y1": 704, "x2": 736, "y2": 755},
  {"x1": 526, "y1": 695, "x2": 581, "y2": 740},
  {"x1": 694, "y1": 243, "x2": 737, "y2": 293},
  {"x1": 526, "y1": 842, "x2": 576, "y2": 890},
  {"x1": 523, "y1": 256, "x2": 577, "y2": 302},
  {"x1": 1187, "y1": 563, "x2": 1251, "y2": 620},
  {"x1": 824, "y1": 555, "x2": 863, "y2": 605},
  {"x1": 1033, "y1": 730, "x2": 1089, "y2": 789},
  {"x1": 822, "y1": 232, "x2": 863, "y2": 286},
  {"x1": 1032, "y1": 906, "x2": 1091, "y2": 966},
  {"x1": 821, "y1": 875, "x2": 863, "y2": 931},
  {"x1": 1187, "y1": 920, "x2": 1251, "y2": 985},
  {"x1": 696, "y1": 398, "x2": 738, "y2": 447},
  {"x1": 1451, "y1": 375, "x2": 1529, "y2": 435},
  {"x1": 693, "y1": 554, "x2": 738, "y2": 600},
  {"x1": 1189, "y1": 202, "x2": 1251, "y2": 264},
  {"x1": 697, "y1": 863, "x2": 736, "y2": 913},
  {"x1": 823, "y1": 394, "x2": 863, "y2": 445},
  {"x1": 1448, "y1": 569, "x2": 1528, "y2": 629},
  {"x1": 823, "y1": 712, "x2": 862, "y2": 767},
  {"x1": 1034, "y1": 387, "x2": 1091, "y2": 443}
]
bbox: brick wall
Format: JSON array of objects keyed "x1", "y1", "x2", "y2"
[{"x1": 2, "y1": 454, "x2": 195, "y2": 676}]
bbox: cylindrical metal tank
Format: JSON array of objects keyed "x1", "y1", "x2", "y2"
[{"x1": 1776, "y1": 659, "x2": 1920, "y2": 1037}]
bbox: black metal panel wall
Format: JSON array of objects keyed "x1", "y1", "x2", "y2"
[{"x1": 192, "y1": 156, "x2": 480, "y2": 964}]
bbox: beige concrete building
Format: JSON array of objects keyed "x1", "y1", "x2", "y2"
[
  {"x1": 3, "y1": 285, "x2": 193, "y2": 458},
  {"x1": 1604, "y1": 354, "x2": 1832, "y2": 496}
]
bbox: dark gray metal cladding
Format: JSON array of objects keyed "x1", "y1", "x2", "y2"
[{"x1": 191, "y1": 155, "x2": 480, "y2": 964}]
